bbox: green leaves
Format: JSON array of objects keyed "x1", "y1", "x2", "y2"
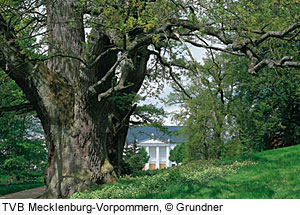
[
  {"x1": 123, "y1": 142, "x2": 149, "y2": 175},
  {"x1": 168, "y1": 53, "x2": 241, "y2": 161},
  {"x1": 0, "y1": 69, "x2": 47, "y2": 180},
  {"x1": 235, "y1": 66, "x2": 300, "y2": 151},
  {"x1": 169, "y1": 142, "x2": 185, "y2": 164},
  {"x1": 70, "y1": 159, "x2": 255, "y2": 199}
]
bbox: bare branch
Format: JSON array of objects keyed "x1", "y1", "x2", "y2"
[
  {"x1": 15, "y1": 16, "x2": 44, "y2": 34},
  {"x1": 88, "y1": 53, "x2": 127, "y2": 97},
  {"x1": 89, "y1": 47, "x2": 122, "y2": 68},
  {"x1": 173, "y1": 32, "x2": 202, "y2": 84},
  {"x1": 168, "y1": 18, "x2": 234, "y2": 45},
  {"x1": 178, "y1": 35, "x2": 244, "y2": 57}
]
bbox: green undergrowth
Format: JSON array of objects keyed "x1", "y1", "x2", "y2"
[
  {"x1": 71, "y1": 144, "x2": 300, "y2": 199},
  {"x1": 71, "y1": 159, "x2": 255, "y2": 199},
  {"x1": 0, "y1": 181, "x2": 44, "y2": 196}
]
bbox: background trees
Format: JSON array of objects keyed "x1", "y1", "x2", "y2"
[
  {"x1": 0, "y1": 69, "x2": 47, "y2": 183},
  {"x1": 167, "y1": 53, "x2": 243, "y2": 161},
  {"x1": 168, "y1": 51, "x2": 300, "y2": 162},
  {"x1": 169, "y1": 142, "x2": 185, "y2": 164},
  {"x1": 234, "y1": 66, "x2": 300, "y2": 151}
]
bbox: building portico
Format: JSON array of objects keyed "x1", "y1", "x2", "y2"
[
  {"x1": 138, "y1": 137, "x2": 177, "y2": 170},
  {"x1": 125, "y1": 126, "x2": 183, "y2": 170}
]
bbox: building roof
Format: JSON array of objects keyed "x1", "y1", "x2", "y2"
[{"x1": 126, "y1": 126, "x2": 184, "y2": 144}]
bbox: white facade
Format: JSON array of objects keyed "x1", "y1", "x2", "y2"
[{"x1": 137, "y1": 138, "x2": 177, "y2": 170}]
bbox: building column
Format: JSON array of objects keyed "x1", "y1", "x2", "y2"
[
  {"x1": 171, "y1": 145, "x2": 175, "y2": 166},
  {"x1": 156, "y1": 146, "x2": 160, "y2": 169},
  {"x1": 166, "y1": 145, "x2": 170, "y2": 168},
  {"x1": 145, "y1": 146, "x2": 150, "y2": 170}
]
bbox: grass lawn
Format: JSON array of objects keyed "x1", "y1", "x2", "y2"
[
  {"x1": 71, "y1": 144, "x2": 300, "y2": 199},
  {"x1": 190, "y1": 146, "x2": 300, "y2": 199}
]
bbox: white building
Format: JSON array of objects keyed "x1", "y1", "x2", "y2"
[
  {"x1": 137, "y1": 136, "x2": 177, "y2": 170},
  {"x1": 126, "y1": 126, "x2": 183, "y2": 170}
]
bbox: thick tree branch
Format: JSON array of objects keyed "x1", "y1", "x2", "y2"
[
  {"x1": 0, "y1": 103, "x2": 34, "y2": 115},
  {"x1": 0, "y1": 13, "x2": 31, "y2": 85},
  {"x1": 97, "y1": 45, "x2": 149, "y2": 103},
  {"x1": 1, "y1": 12, "x2": 74, "y2": 131},
  {"x1": 249, "y1": 56, "x2": 300, "y2": 74},
  {"x1": 88, "y1": 53, "x2": 127, "y2": 97},
  {"x1": 127, "y1": 18, "x2": 232, "y2": 54},
  {"x1": 166, "y1": 19, "x2": 300, "y2": 74},
  {"x1": 89, "y1": 47, "x2": 122, "y2": 68},
  {"x1": 252, "y1": 23, "x2": 300, "y2": 46},
  {"x1": 97, "y1": 82, "x2": 134, "y2": 102}
]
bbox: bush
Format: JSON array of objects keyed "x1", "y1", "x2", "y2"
[
  {"x1": 123, "y1": 142, "x2": 149, "y2": 175},
  {"x1": 169, "y1": 143, "x2": 185, "y2": 164}
]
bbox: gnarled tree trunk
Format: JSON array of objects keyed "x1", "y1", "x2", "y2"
[
  {"x1": 42, "y1": 0, "x2": 149, "y2": 198},
  {"x1": 0, "y1": 0, "x2": 149, "y2": 198}
]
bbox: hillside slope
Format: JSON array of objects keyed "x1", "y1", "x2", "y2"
[
  {"x1": 170, "y1": 144, "x2": 300, "y2": 199},
  {"x1": 71, "y1": 145, "x2": 300, "y2": 199}
]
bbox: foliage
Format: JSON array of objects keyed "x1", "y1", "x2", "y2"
[
  {"x1": 131, "y1": 103, "x2": 166, "y2": 125},
  {"x1": 234, "y1": 66, "x2": 300, "y2": 151},
  {"x1": 169, "y1": 46, "x2": 300, "y2": 160},
  {"x1": 123, "y1": 141, "x2": 149, "y2": 175},
  {"x1": 168, "y1": 53, "x2": 242, "y2": 161},
  {"x1": 169, "y1": 142, "x2": 185, "y2": 164},
  {"x1": 70, "y1": 159, "x2": 254, "y2": 199},
  {"x1": 0, "y1": 70, "x2": 47, "y2": 181},
  {"x1": 72, "y1": 144, "x2": 300, "y2": 199}
]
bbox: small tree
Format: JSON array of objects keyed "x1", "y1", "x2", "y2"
[
  {"x1": 168, "y1": 53, "x2": 240, "y2": 161},
  {"x1": 169, "y1": 143, "x2": 185, "y2": 164},
  {"x1": 123, "y1": 142, "x2": 149, "y2": 175}
]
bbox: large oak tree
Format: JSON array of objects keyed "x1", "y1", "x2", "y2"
[{"x1": 1, "y1": 0, "x2": 299, "y2": 198}]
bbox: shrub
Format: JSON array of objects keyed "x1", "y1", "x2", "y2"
[
  {"x1": 169, "y1": 143, "x2": 185, "y2": 164},
  {"x1": 123, "y1": 142, "x2": 149, "y2": 175}
]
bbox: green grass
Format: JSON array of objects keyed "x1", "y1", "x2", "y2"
[
  {"x1": 190, "y1": 146, "x2": 300, "y2": 199},
  {"x1": 71, "y1": 144, "x2": 300, "y2": 199},
  {"x1": 0, "y1": 178, "x2": 45, "y2": 196}
]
